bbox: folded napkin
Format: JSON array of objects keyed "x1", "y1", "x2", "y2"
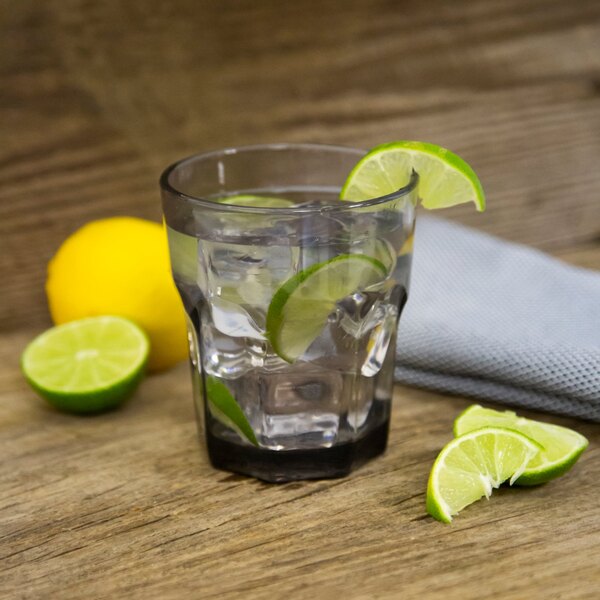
[{"x1": 395, "y1": 216, "x2": 600, "y2": 422}]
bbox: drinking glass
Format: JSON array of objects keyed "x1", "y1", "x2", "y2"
[{"x1": 160, "y1": 144, "x2": 417, "y2": 481}]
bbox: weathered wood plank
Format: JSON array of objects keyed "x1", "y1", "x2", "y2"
[{"x1": 1, "y1": 336, "x2": 599, "y2": 599}]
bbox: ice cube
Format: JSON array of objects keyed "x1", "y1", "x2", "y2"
[
  {"x1": 210, "y1": 297, "x2": 264, "y2": 339},
  {"x1": 198, "y1": 239, "x2": 295, "y2": 311},
  {"x1": 338, "y1": 291, "x2": 385, "y2": 339},
  {"x1": 256, "y1": 365, "x2": 343, "y2": 449},
  {"x1": 202, "y1": 323, "x2": 252, "y2": 379},
  {"x1": 361, "y1": 304, "x2": 398, "y2": 377}
]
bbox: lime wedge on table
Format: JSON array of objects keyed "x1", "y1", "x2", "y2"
[
  {"x1": 205, "y1": 376, "x2": 258, "y2": 446},
  {"x1": 266, "y1": 254, "x2": 387, "y2": 363},
  {"x1": 340, "y1": 141, "x2": 485, "y2": 211},
  {"x1": 21, "y1": 316, "x2": 149, "y2": 414},
  {"x1": 217, "y1": 194, "x2": 294, "y2": 208},
  {"x1": 426, "y1": 427, "x2": 542, "y2": 523},
  {"x1": 454, "y1": 405, "x2": 589, "y2": 486}
]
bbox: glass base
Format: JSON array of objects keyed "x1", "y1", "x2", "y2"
[{"x1": 205, "y1": 418, "x2": 390, "y2": 483}]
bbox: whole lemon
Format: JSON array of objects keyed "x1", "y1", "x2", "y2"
[{"x1": 46, "y1": 217, "x2": 188, "y2": 371}]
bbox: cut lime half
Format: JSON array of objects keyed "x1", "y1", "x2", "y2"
[
  {"x1": 454, "y1": 405, "x2": 589, "y2": 486},
  {"x1": 266, "y1": 254, "x2": 387, "y2": 363},
  {"x1": 426, "y1": 426, "x2": 541, "y2": 523},
  {"x1": 341, "y1": 141, "x2": 485, "y2": 211},
  {"x1": 21, "y1": 316, "x2": 149, "y2": 414}
]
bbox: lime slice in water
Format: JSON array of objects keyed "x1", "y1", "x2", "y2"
[
  {"x1": 21, "y1": 316, "x2": 149, "y2": 414},
  {"x1": 266, "y1": 254, "x2": 387, "y2": 363},
  {"x1": 426, "y1": 426, "x2": 542, "y2": 523},
  {"x1": 217, "y1": 194, "x2": 294, "y2": 208},
  {"x1": 205, "y1": 376, "x2": 258, "y2": 446},
  {"x1": 454, "y1": 405, "x2": 589, "y2": 486},
  {"x1": 340, "y1": 141, "x2": 485, "y2": 211},
  {"x1": 166, "y1": 225, "x2": 198, "y2": 283}
]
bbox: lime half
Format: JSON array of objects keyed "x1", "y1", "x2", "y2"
[
  {"x1": 21, "y1": 316, "x2": 149, "y2": 414},
  {"x1": 266, "y1": 254, "x2": 387, "y2": 363},
  {"x1": 341, "y1": 141, "x2": 485, "y2": 211},
  {"x1": 205, "y1": 376, "x2": 258, "y2": 446},
  {"x1": 454, "y1": 405, "x2": 589, "y2": 486},
  {"x1": 217, "y1": 194, "x2": 294, "y2": 208},
  {"x1": 426, "y1": 426, "x2": 541, "y2": 523}
]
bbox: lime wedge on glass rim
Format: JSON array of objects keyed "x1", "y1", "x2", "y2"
[
  {"x1": 21, "y1": 316, "x2": 149, "y2": 414},
  {"x1": 454, "y1": 405, "x2": 589, "y2": 486},
  {"x1": 340, "y1": 141, "x2": 485, "y2": 211},
  {"x1": 426, "y1": 426, "x2": 542, "y2": 523},
  {"x1": 266, "y1": 254, "x2": 388, "y2": 363}
]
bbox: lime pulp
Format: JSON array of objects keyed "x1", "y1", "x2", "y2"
[
  {"x1": 340, "y1": 140, "x2": 485, "y2": 211},
  {"x1": 266, "y1": 254, "x2": 388, "y2": 363},
  {"x1": 426, "y1": 426, "x2": 542, "y2": 523},
  {"x1": 454, "y1": 405, "x2": 589, "y2": 486}
]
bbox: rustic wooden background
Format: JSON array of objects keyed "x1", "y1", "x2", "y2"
[{"x1": 2, "y1": 1, "x2": 599, "y2": 598}]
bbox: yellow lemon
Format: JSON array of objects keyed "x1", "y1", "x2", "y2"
[{"x1": 46, "y1": 217, "x2": 188, "y2": 371}]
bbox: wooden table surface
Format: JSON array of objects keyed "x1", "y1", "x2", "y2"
[{"x1": 2, "y1": 1, "x2": 600, "y2": 598}]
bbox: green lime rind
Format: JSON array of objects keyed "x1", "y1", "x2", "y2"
[
  {"x1": 205, "y1": 376, "x2": 258, "y2": 446},
  {"x1": 23, "y1": 368, "x2": 146, "y2": 414},
  {"x1": 340, "y1": 140, "x2": 485, "y2": 212},
  {"x1": 21, "y1": 316, "x2": 149, "y2": 414},
  {"x1": 266, "y1": 254, "x2": 387, "y2": 363},
  {"x1": 453, "y1": 404, "x2": 589, "y2": 486},
  {"x1": 217, "y1": 194, "x2": 294, "y2": 208},
  {"x1": 426, "y1": 426, "x2": 542, "y2": 523}
]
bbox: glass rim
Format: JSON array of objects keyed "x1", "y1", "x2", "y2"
[{"x1": 159, "y1": 142, "x2": 419, "y2": 215}]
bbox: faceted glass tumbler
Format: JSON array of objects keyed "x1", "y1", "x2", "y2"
[{"x1": 160, "y1": 144, "x2": 417, "y2": 481}]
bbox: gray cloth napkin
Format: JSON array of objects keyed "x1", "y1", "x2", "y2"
[{"x1": 395, "y1": 216, "x2": 600, "y2": 422}]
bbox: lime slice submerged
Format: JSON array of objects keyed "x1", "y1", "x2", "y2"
[
  {"x1": 454, "y1": 405, "x2": 589, "y2": 486},
  {"x1": 341, "y1": 141, "x2": 485, "y2": 211},
  {"x1": 217, "y1": 194, "x2": 294, "y2": 208},
  {"x1": 166, "y1": 225, "x2": 198, "y2": 283},
  {"x1": 21, "y1": 316, "x2": 149, "y2": 414},
  {"x1": 205, "y1": 376, "x2": 258, "y2": 446},
  {"x1": 266, "y1": 254, "x2": 387, "y2": 363},
  {"x1": 426, "y1": 426, "x2": 541, "y2": 523}
]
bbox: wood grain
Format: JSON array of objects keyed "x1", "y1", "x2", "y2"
[
  {"x1": 1, "y1": 334, "x2": 599, "y2": 600},
  {"x1": 1, "y1": 1, "x2": 600, "y2": 598}
]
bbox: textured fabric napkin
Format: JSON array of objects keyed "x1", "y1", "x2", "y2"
[{"x1": 395, "y1": 216, "x2": 600, "y2": 422}]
